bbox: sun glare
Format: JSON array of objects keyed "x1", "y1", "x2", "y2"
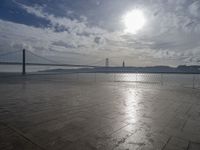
[{"x1": 123, "y1": 9, "x2": 146, "y2": 34}]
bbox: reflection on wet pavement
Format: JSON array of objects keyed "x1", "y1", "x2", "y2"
[{"x1": 0, "y1": 74, "x2": 200, "y2": 150}]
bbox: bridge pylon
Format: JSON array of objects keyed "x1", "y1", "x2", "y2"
[
  {"x1": 105, "y1": 58, "x2": 109, "y2": 67},
  {"x1": 123, "y1": 61, "x2": 125, "y2": 67},
  {"x1": 22, "y1": 49, "x2": 26, "y2": 75}
]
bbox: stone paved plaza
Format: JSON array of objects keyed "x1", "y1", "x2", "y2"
[{"x1": 0, "y1": 74, "x2": 200, "y2": 150}]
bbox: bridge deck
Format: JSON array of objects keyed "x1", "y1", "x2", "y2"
[{"x1": 0, "y1": 74, "x2": 200, "y2": 150}]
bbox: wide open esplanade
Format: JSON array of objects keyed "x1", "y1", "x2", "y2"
[{"x1": 0, "y1": 74, "x2": 200, "y2": 149}]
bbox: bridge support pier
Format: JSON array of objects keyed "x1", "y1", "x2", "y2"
[{"x1": 22, "y1": 49, "x2": 26, "y2": 75}]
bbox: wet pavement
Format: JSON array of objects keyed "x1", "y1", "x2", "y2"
[{"x1": 0, "y1": 74, "x2": 200, "y2": 150}]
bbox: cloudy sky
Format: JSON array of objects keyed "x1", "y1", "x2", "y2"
[{"x1": 0, "y1": 0, "x2": 200, "y2": 67}]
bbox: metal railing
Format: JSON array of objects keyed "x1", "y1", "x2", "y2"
[{"x1": 29, "y1": 72, "x2": 200, "y2": 89}]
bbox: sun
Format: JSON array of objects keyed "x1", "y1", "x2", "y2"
[{"x1": 123, "y1": 9, "x2": 146, "y2": 34}]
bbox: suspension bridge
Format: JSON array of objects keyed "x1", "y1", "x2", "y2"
[{"x1": 0, "y1": 49, "x2": 119, "y2": 74}]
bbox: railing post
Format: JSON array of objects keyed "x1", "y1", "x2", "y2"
[
  {"x1": 161, "y1": 74, "x2": 164, "y2": 86},
  {"x1": 94, "y1": 73, "x2": 96, "y2": 82},
  {"x1": 114, "y1": 73, "x2": 116, "y2": 82},
  {"x1": 76, "y1": 73, "x2": 79, "y2": 81},
  {"x1": 198, "y1": 74, "x2": 200, "y2": 89},
  {"x1": 199, "y1": 74, "x2": 200, "y2": 89},
  {"x1": 192, "y1": 74, "x2": 195, "y2": 89},
  {"x1": 22, "y1": 49, "x2": 26, "y2": 75},
  {"x1": 136, "y1": 72, "x2": 138, "y2": 82}
]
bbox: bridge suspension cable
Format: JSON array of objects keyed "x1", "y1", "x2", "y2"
[
  {"x1": 26, "y1": 50, "x2": 59, "y2": 64},
  {"x1": 0, "y1": 50, "x2": 21, "y2": 57}
]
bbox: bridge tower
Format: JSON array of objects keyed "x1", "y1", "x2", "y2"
[
  {"x1": 105, "y1": 58, "x2": 109, "y2": 67},
  {"x1": 22, "y1": 49, "x2": 26, "y2": 75}
]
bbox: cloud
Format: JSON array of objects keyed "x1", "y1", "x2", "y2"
[
  {"x1": 17, "y1": 2, "x2": 106, "y2": 35},
  {"x1": 189, "y1": 1, "x2": 200, "y2": 18},
  {"x1": 0, "y1": 1, "x2": 200, "y2": 66}
]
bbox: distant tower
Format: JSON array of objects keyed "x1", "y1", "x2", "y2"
[
  {"x1": 105, "y1": 58, "x2": 109, "y2": 67},
  {"x1": 122, "y1": 61, "x2": 125, "y2": 67}
]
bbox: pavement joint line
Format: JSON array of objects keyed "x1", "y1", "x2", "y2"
[
  {"x1": 111, "y1": 131, "x2": 137, "y2": 150},
  {"x1": 185, "y1": 103, "x2": 195, "y2": 115},
  {"x1": 180, "y1": 119, "x2": 188, "y2": 132},
  {"x1": 109, "y1": 123, "x2": 130, "y2": 136},
  {"x1": 161, "y1": 136, "x2": 172, "y2": 150},
  {"x1": 181, "y1": 103, "x2": 195, "y2": 132},
  {"x1": 0, "y1": 121, "x2": 46, "y2": 150},
  {"x1": 187, "y1": 141, "x2": 191, "y2": 150}
]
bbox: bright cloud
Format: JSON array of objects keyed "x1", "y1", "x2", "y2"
[{"x1": 0, "y1": 0, "x2": 200, "y2": 66}]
